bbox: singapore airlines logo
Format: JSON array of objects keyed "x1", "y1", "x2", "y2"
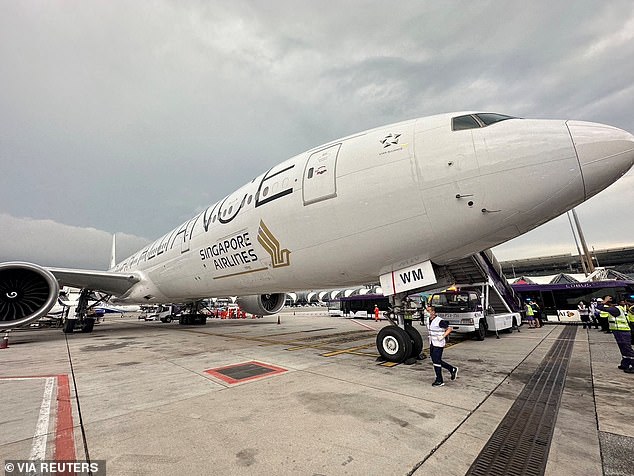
[
  {"x1": 257, "y1": 220, "x2": 291, "y2": 268},
  {"x1": 380, "y1": 133, "x2": 401, "y2": 148}
]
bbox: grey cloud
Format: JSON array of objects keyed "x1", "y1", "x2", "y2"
[
  {"x1": 0, "y1": 213, "x2": 149, "y2": 269},
  {"x1": 1, "y1": 1, "x2": 634, "y2": 267}
]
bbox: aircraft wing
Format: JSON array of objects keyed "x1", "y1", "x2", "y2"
[{"x1": 48, "y1": 267, "x2": 141, "y2": 296}]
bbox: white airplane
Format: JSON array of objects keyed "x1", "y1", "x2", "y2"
[{"x1": 1, "y1": 111, "x2": 633, "y2": 360}]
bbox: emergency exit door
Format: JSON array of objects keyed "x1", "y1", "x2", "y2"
[{"x1": 302, "y1": 143, "x2": 341, "y2": 205}]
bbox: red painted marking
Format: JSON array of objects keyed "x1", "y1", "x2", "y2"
[
  {"x1": 0, "y1": 374, "x2": 76, "y2": 467},
  {"x1": 204, "y1": 360, "x2": 287, "y2": 385},
  {"x1": 54, "y1": 374, "x2": 76, "y2": 466}
]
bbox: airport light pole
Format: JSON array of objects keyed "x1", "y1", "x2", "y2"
[
  {"x1": 567, "y1": 211, "x2": 588, "y2": 275},
  {"x1": 571, "y1": 208, "x2": 595, "y2": 274}
]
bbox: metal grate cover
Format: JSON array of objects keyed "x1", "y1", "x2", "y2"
[
  {"x1": 466, "y1": 326, "x2": 577, "y2": 476},
  {"x1": 204, "y1": 361, "x2": 287, "y2": 384}
]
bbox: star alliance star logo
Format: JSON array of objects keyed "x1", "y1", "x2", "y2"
[{"x1": 380, "y1": 133, "x2": 401, "y2": 148}]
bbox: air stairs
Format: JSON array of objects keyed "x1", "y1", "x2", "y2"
[{"x1": 430, "y1": 249, "x2": 523, "y2": 314}]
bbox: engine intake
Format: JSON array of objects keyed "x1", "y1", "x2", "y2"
[
  {"x1": 0, "y1": 262, "x2": 60, "y2": 329},
  {"x1": 236, "y1": 293, "x2": 286, "y2": 316}
]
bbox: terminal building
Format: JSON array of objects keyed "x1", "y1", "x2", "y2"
[{"x1": 499, "y1": 245, "x2": 634, "y2": 277}]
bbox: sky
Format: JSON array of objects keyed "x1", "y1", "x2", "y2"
[{"x1": 1, "y1": 1, "x2": 634, "y2": 269}]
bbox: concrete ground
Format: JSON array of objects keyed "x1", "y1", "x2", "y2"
[{"x1": 0, "y1": 308, "x2": 632, "y2": 475}]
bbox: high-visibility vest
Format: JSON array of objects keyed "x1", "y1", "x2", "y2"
[
  {"x1": 608, "y1": 306, "x2": 630, "y2": 332},
  {"x1": 598, "y1": 309, "x2": 610, "y2": 320},
  {"x1": 526, "y1": 305, "x2": 534, "y2": 317},
  {"x1": 428, "y1": 317, "x2": 447, "y2": 347}
]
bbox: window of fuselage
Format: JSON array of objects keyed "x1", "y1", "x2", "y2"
[
  {"x1": 475, "y1": 113, "x2": 515, "y2": 126},
  {"x1": 452, "y1": 113, "x2": 517, "y2": 131},
  {"x1": 452, "y1": 115, "x2": 481, "y2": 131}
]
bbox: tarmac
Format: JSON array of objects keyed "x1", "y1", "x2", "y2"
[{"x1": 1, "y1": 307, "x2": 632, "y2": 476}]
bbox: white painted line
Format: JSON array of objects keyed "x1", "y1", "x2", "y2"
[
  {"x1": 29, "y1": 377, "x2": 55, "y2": 461},
  {"x1": 0, "y1": 377, "x2": 48, "y2": 381}
]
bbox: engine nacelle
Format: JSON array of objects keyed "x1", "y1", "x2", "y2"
[
  {"x1": 0, "y1": 262, "x2": 60, "y2": 329},
  {"x1": 236, "y1": 293, "x2": 286, "y2": 316}
]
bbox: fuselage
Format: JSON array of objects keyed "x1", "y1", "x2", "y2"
[{"x1": 111, "y1": 112, "x2": 634, "y2": 303}]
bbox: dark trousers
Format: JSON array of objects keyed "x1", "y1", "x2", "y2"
[
  {"x1": 598, "y1": 316, "x2": 610, "y2": 332},
  {"x1": 535, "y1": 313, "x2": 543, "y2": 327},
  {"x1": 580, "y1": 315, "x2": 590, "y2": 329},
  {"x1": 613, "y1": 330, "x2": 634, "y2": 369},
  {"x1": 430, "y1": 345, "x2": 454, "y2": 382}
]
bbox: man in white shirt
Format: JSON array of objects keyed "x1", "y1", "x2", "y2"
[{"x1": 427, "y1": 306, "x2": 458, "y2": 387}]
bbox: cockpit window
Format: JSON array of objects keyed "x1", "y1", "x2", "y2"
[
  {"x1": 474, "y1": 113, "x2": 515, "y2": 126},
  {"x1": 452, "y1": 115, "x2": 481, "y2": 131},
  {"x1": 452, "y1": 113, "x2": 517, "y2": 131}
]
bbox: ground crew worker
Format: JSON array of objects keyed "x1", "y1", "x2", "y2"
[
  {"x1": 531, "y1": 300, "x2": 543, "y2": 328},
  {"x1": 374, "y1": 305, "x2": 380, "y2": 322},
  {"x1": 597, "y1": 297, "x2": 611, "y2": 333},
  {"x1": 597, "y1": 296, "x2": 634, "y2": 374},
  {"x1": 578, "y1": 300, "x2": 591, "y2": 329},
  {"x1": 525, "y1": 301, "x2": 535, "y2": 328},
  {"x1": 403, "y1": 299, "x2": 416, "y2": 327},
  {"x1": 427, "y1": 306, "x2": 458, "y2": 387},
  {"x1": 589, "y1": 299, "x2": 600, "y2": 329}
]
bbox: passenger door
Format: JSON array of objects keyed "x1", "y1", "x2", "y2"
[{"x1": 302, "y1": 143, "x2": 341, "y2": 205}]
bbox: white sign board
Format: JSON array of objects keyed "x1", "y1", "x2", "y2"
[{"x1": 380, "y1": 260, "x2": 437, "y2": 296}]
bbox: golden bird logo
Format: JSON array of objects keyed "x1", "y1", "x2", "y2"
[{"x1": 257, "y1": 220, "x2": 291, "y2": 268}]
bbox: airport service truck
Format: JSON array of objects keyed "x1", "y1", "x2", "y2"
[
  {"x1": 428, "y1": 283, "x2": 521, "y2": 340},
  {"x1": 140, "y1": 304, "x2": 179, "y2": 322}
]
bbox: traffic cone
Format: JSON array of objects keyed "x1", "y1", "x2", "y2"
[{"x1": 0, "y1": 332, "x2": 9, "y2": 349}]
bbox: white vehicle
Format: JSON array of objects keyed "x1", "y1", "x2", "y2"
[
  {"x1": 145, "y1": 304, "x2": 178, "y2": 322},
  {"x1": 1, "y1": 112, "x2": 633, "y2": 361},
  {"x1": 429, "y1": 284, "x2": 521, "y2": 340}
]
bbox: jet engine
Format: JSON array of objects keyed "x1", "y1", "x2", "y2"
[
  {"x1": 0, "y1": 262, "x2": 60, "y2": 329},
  {"x1": 236, "y1": 293, "x2": 286, "y2": 316}
]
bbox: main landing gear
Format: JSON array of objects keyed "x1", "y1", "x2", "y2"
[
  {"x1": 63, "y1": 289, "x2": 103, "y2": 334},
  {"x1": 376, "y1": 293, "x2": 424, "y2": 364},
  {"x1": 178, "y1": 301, "x2": 208, "y2": 325}
]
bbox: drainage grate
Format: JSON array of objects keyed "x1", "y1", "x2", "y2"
[
  {"x1": 204, "y1": 361, "x2": 287, "y2": 384},
  {"x1": 466, "y1": 326, "x2": 577, "y2": 476}
]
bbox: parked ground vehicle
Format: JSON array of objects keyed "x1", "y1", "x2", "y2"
[
  {"x1": 327, "y1": 294, "x2": 390, "y2": 319},
  {"x1": 139, "y1": 304, "x2": 178, "y2": 322},
  {"x1": 428, "y1": 284, "x2": 520, "y2": 340}
]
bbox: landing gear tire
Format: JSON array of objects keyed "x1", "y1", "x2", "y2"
[
  {"x1": 376, "y1": 326, "x2": 412, "y2": 363},
  {"x1": 63, "y1": 319, "x2": 76, "y2": 334},
  {"x1": 81, "y1": 318, "x2": 95, "y2": 333},
  {"x1": 476, "y1": 319, "x2": 487, "y2": 341},
  {"x1": 405, "y1": 326, "x2": 424, "y2": 359}
]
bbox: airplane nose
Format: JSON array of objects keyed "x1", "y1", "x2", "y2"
[{"x1": 567, "y1": 120, "x2": 634, "y2": 200}]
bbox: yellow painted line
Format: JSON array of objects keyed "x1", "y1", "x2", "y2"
[
  {"x1": 286, "y1": 342, "x2": 344, "y2": 352},
  {"x1": 321, "y1": 344, "x2": 375, "y2": 357}
]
